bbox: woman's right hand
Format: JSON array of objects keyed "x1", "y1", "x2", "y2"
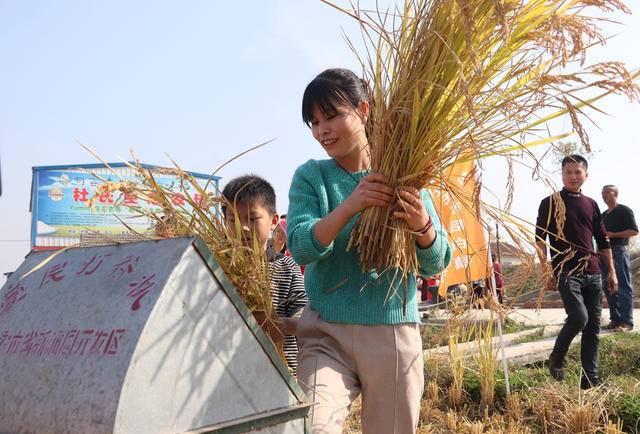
[{"x1": 343, "y1": 173, "x2": 394, "y2": 216}]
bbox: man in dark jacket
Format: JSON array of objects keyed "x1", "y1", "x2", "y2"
[{"x1": 535, "y1": 155, "x2": 617, "y2": 389}]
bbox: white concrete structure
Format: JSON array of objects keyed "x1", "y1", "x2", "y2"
[{"x1": 0, "y1": 237, "x2": 309, "y2": 433}]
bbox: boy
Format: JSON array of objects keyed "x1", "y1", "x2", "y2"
[
  {"x1": 222, "y1": 174, "x2": 307, "y2": 375},
  {"x1": 535, "y1": 154, "x2": 617, "y2": 389}
]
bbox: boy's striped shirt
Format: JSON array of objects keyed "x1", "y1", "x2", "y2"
[{"x1": 268, "y1": 253, "x2": 307, "y2": 375}]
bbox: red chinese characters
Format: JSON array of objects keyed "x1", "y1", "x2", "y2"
[
  {"x1": 123, "y1": 193, "x2": 138, "y2": 205},
  {"x1": 39, "y1": 261, "x2": 68, "y2": 288},
  {"x1": 0, "y1": 328, "x2": 127, "y2": 357},
  {"x1": 111, "y1": 255, "x2": 140, "y2": 279},
  {"x1": 127, "y1": 274, "x2": 156, "y2": 311},
  {"x1": 98, "y1": 191, "x2": 114, "y2": 204},
  {"x1": 73, "y1": 187, "x2": 89, "y2": 202},
  {"x1": 171, "y1": 193, "x2": 186, "y2": 206},
  {"x1": 76, "y1": 253, "x2": 112, "y2": 276},
  {"x1": 0, "y1": 283, "x2": 27, "y2": 316}
]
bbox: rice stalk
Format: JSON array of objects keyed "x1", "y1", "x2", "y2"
[
  {"x1": 322, "y1": 0, "x2": 640, "y2": 289},
  {"x1": 504, "y1": 392, "x2": 525, "y2": 423},
  {"x1": 84, "y1": 156, "x2": 289, "y2": 364},
  {"x1": 604, "y1": 419, "x2": 625, "y2": 434},
  {"x1": 425, "y1": 380, "x2": 440, "y2": 403},
  {"x1": 447, "y1": 314, "x2": 471, "y2": 408},
  {"x1": 475, "y1": 311, "x2": 498, "y2": 409},
  {"x1": 444, "y1": 409, "x2": 460, "y2": 431}
]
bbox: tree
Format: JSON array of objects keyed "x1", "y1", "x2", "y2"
[{"x1": 551, "y1": 141, "x2": 597, "y2": 167}]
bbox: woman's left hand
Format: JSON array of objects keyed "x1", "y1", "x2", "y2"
[{"x1": 393, "y1": 186, "x2": 431, "y2": 231}]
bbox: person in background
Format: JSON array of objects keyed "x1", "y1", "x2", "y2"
[
  {"x1": 272, "y1": 218, "x2": 305, "y2": 274},
  {"x1": 272, "y1": 218, "x2": 290, "y2": 255},
  {"x1": 535, "y1": 154, "x2": 617, "y2": 390},
  {"x1": 222, "y1": 175, "x2": 308, "y2": 375},
  {"x1": 492, "y1": 254, "x2": 505, "y2": 304},
  {"x1": 600, "y1": 184, "x2": 638, "y2": 332}
]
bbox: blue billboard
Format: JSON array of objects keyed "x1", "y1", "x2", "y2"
[{"x1": 31, "y1": 163, "x2": 220, "y2": 249}]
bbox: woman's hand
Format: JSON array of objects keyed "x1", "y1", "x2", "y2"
[
  {"x1": 393, "y1": 186, "x2": 436, "y2": 248},
  {"x1": 393, "y1": 186, "x2": 430, "y2": 231},
  {"x1": 314, "y1": 173, "x2": 393, "y2": 248},
  {"x1": 343, "y1": 173, "x2": 394, "y2": 216}
]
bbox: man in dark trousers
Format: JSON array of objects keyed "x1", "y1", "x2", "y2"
[
  {"x1": 535, "y1": 155, "x2": 617, "y2": 389},
  {"x1": 601, "y1": 185, "x2": 638, "y2": 332}
]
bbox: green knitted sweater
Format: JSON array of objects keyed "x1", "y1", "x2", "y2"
[{"x1": 286, "y1": 159, "x2": 452, "y2": 324}]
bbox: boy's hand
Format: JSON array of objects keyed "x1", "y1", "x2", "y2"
[
  {"x1": 280, "y1": 317, "x2": 299, "y2": 336},
  {"x1": 252, "y1": 310, "x2": 285, "y2": 343},
  {"x1": 343, "y1": 173, "x2": 394, "y2": 215}
]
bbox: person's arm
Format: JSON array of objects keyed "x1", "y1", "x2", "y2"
[
  {"x1": 600, "y1": 248, "x2": 618, "y2": 294},
  {"x1": 283, "y1": 261, "x2": 307, "y2": 319},
  {"x1": 593, "y1": 203, "x2": 618, "y2": 293},
  {"x1": 494, "y1": 262, "x2": 504, "y2": 288},
  {"x1": 535, "y1": 240, "x2": 555, "y2": 292},
  {"x1": 606, "y1": 229, "x2": 639, "y2": 238},
  {"x1": 287, "y1": 165, "x2": 336, "y2": 265},
  {"x1": 393, "y1": 188, "x2": 451, "y2": 276},
  {"x1": 313, "y1": 173, "x2": 394, "y2": 246},
  {"x1": 268, "y1": 260, "x2": 307, "y2": 338},
  {"x1": 535, "y1": 240, "x2": 552, "y2": 275},
  {"x1": 535, "y1": 198, "x2": 554, "y2": 290}
]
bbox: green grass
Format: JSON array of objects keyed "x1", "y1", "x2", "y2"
[
  {"x1": 420, "y1": 317, "x2": 534, "y2": 349},
  {"x1": 511, "y1": 326, "x2": 545, "y2": 345},
  {"x1": 502, "y1": 317, "x2": 534, "y2": 334}
]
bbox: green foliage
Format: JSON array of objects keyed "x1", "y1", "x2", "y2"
[
  {"x1": 511, "y1": 327, "x2": 545, "y2": 345},
  {"x1": 551, "y1": 140, "x2": 596, "y2": 167},
  {"x1": 566, "y1": 332, "x2": 640, "y2": 378},
  {"x1": 502, "y1": 318, "x2": 533, "y2": 334},
  {"x1": 612, "y1": 394, "x2": 640, "y2": 434}
]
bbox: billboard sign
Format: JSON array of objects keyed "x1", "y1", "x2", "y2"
[{"x1": 31, "y1": 163, "x2": 219, "y2": 249}]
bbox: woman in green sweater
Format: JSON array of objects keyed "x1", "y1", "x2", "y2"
[{"x1": 287, "y1": 68, "x2": 451, "y2": 433}]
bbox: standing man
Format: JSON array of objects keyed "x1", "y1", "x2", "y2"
[
  {"x1": 601, "y1": 185, "x2": 638, "y2": 331},
  {"x1": 535, "y1": 155, "x2": 617, "y2": 389}
]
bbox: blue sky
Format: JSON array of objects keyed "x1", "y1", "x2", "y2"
[{"x1": 1, "y1": 1, "x2": 639, "y2": 277}]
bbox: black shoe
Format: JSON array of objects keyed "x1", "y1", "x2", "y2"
[
  {"x1": 603, "y1": 321, "x2": 620, "y2": 330},
  {"x1": 612, "y1": 323, "x2": 633, "y2": 332},
  {"x1": 580, "y1": 375, "x2": 602, "y2": 390},
  {"x1": 548, "y1": 354, "x2": 564, "y2": 381}
]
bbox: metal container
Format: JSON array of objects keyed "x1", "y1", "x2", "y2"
[{"x1": 0, "y1": 237, "x2": 310, "y2": 433}]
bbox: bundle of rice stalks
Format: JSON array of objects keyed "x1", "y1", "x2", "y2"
[
  {"x1": 85, "y1": 154, "x2": 283, "y2": 351},
  {"x1": 323, "y1": 0, "x2": 640, "y2": 279},
  {"x1": 474, "y1": 312, "x2": 498, "y2": 409}
]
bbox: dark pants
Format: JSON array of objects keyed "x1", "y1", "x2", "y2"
[
  {"x1": 601, "y1": 245, "x2": 634, "y2": 326},
  {"x1": 551, "y1": 273, "x2": 602, "y2": 380}
]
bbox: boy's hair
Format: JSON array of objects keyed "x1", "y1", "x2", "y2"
[
  {"x1": 561, "y1": 154, "x2": 588, "y2": 169},
  {"x1": 221, "y1": 175, "x2": 277, "y2": 215}
]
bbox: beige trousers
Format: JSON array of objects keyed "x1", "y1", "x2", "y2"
[{"x1": 296, "y1": 307, "x2": 424, "y2": 434}]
